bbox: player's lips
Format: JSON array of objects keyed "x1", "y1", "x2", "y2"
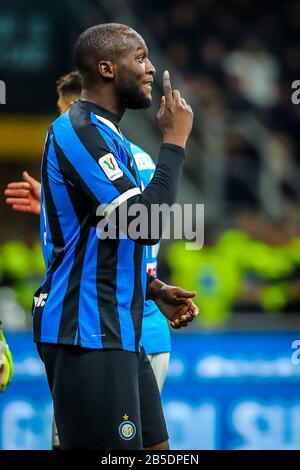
[{"x1": 142, "y1": 80, "x2": 153, "y2": 92}]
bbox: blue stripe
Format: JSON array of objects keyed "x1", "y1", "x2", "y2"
[
  {"x1": 53, "y1": 113, "x2": 121, "y2": 205},
  {"x1": 77, "y1": 227, "x2": 103, "y2": 348},
  {"x1": 116, "y1": 239, "x2": 136, "y2": 350},
  {"x1": 74, "y1": 329, "x2": 78, "y2": 345}
]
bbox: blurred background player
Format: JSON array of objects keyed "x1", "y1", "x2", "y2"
[
  {"x1": 4, "y1": 70, "x2": 177, "y2": 448},
  {"x1": 0, "y1": 320, "x2": 13, "y2": 393}
]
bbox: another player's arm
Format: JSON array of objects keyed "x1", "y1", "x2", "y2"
[{"x1": 4, "y1": 172, "x2": 41, "y2": 215}]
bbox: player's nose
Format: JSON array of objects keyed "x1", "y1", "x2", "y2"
[{"x1": 146, "y1": 58, "x2": 156, "y2": 76}]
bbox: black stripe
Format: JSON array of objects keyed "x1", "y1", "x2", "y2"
[
  {"x1": 33, "y1": 276, "x2": 53, "y2": 342},
  {"x1": 57, "y1": 225, "x2": 90, "y2": 344},
  {"x1": 130, "y1": 244, "x2": 144, "y2": 350},
  {"x1": 96, "y1": 238, "x2": 122, "y2": 349},
  {"x1": 69, "y1": 101, "x2": 137, "y2": 195},
  {"x1": 76, "y1": 324, "x2": 81, "y2": 346},
  {"x1": 124, "y1": 144, "x2": 138, "y2": 182},
  {"x1": 41, "y1": 128, "x2": 66, "y2": 270}
]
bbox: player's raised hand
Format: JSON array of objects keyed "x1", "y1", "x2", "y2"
[
  {"x1": 157, "y1": 70, "x2": 193, "y2": 149},
  {"x1": 4, "y1": 171, "x2": 41, "y2": 215}
]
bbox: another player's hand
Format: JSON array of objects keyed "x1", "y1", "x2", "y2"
[
  {"x1": 4, "y1": 171, "x2": 41, "y2": 215},
  {"x1": 0, "y1": 327, "x2": 13, "y2": 393},
  {"x1": 154, "y1": 285, "x2": 199, "y2": 329},
  {"x1": 157, "y1": 70, "x2": 193, "y2": 149}
]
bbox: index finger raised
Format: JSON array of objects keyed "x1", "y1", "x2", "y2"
[{"x1": 163, "y1": 70, "x2": 173, "y2": 106}]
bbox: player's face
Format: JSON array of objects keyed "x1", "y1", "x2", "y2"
[
  {"x1": 57, "y1": 93, "x2": 79, "y2": 115},
  {"x1": 57, "y1": 93, "x2": 70, "y2": 115},
  {"x1": 115, "y1": 35, "x2": 156, "y2": 109}
]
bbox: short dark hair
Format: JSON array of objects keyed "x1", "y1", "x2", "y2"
[
  {"x1": 74, "y1": 23, "x2": 141, "y2": 86},
  {"x1": 56, "y1": 70, "x2": 82, "y2": 96}
]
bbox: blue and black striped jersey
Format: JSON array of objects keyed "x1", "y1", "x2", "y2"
[{"x1": 33, "y1": 100, "x2": 147, "y2": 351}]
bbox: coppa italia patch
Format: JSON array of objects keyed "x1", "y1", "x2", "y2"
[{"x1": 99, "y1": 153, "x2": 123, "y2": 181}]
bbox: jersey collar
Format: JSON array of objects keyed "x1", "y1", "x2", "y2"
[{"x1": 77, "y1": 99, "x2": 121, "y2": 125}]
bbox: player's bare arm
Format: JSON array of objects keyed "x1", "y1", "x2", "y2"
[{"x1": 4, "y1": 171, "x2": 41, "y2": 215}]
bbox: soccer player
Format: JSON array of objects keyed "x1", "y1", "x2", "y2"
[
  {"x1": 11, "y1": 23, "x2": 195, "y2": 450},
  {"x1": 5, "y1": 70, "x2": 172, "y2": 393},
  {"x1": 5, "y1": 70, "x2": 180, "y2": 449}
]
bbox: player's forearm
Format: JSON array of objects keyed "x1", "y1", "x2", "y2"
[
  {"x1": 141, "y1": 143, "x2": 185, "y2": 207},
  {"x1": 120, "y1": 143, "x2": 185, "y2": 245},
  {"x1": 146, "y1": 275, "x2": 165, "y2": 300}
]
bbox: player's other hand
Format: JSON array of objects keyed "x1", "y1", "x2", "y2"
[
  {"x1": 4, "y1": 171, "x2": 41, "y2": 215},
  {"x1": 169, "y1": 298, "x2": 199, "y2": 329},
  {"x1": 157, "y1": 70, "x2": 193, "y2": 149},
  {"x1": 155, "y1": 285, "x2": 199, "y2": 329}
]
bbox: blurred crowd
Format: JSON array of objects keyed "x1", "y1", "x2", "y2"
[
  {"x1": 129, "y1": 0, "x2": 300, "y2": 209},
  {"x1": 0, "y1": 239, "x2": 44, "y2": 331},
  {"x1": 3, "y1": 207, "x2": 300, "y2": 329},
  {"x1": 164, "y1": 208, "x2": 300, "y2": 326},
  {"x1": 2, "y1": 0, "x2": 300, "y2": 329},
  {"x1": 124, "y1": 0, "x2": 300, "y2": 325}
]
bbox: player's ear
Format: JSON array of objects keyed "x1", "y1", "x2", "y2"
[{"x1": 98, "y1": 61, "x2": 114, "y2": 79}]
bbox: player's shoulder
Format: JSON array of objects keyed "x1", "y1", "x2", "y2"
[
  {"x1": 52, "y1": 101, "x2": 97, "y2": 139},
  {"x1": 51, "y1": 109, "x2": 72, "y2": 132}
]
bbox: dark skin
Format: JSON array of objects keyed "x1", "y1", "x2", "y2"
[{"x1": 80, "y1": 33, "x2": 155, "y2": 117}]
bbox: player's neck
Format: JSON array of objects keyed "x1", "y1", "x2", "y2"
[{"x1": 80, "y1": 87, "x2": 125, "y2": 119}]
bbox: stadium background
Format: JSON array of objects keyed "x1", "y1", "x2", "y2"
[{"x1": 1, "y1": 0, "x2": 300, "y2": 449}]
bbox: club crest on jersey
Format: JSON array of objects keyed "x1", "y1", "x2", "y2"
[
  {"x1": 118, "y1": 415, "x2": 136, "y2": 441},
  {"x1": 99, "y1": 153, "x2": 123, "y2": 181}
]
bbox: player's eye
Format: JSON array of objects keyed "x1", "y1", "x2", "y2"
[{"x1": 137, "y1": 56, "x2": 145, "y2": 63}]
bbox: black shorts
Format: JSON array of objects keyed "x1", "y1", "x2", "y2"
[{"x1": 38, "y1": 344, "x2": 168, "y2": 450}]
